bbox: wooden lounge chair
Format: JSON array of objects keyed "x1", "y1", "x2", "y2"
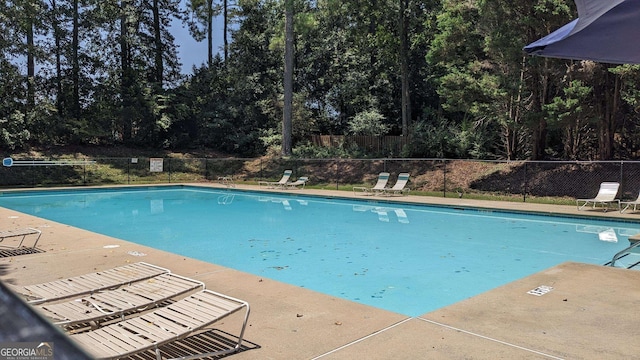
[
  {"x1": 0, "y1": 227, "x2": 42, "y2": 249},
  {"x1": 353, "y1": 172, "x2": 390, "y2": 195},
  {"x1": 381, "y1": 173, "x2": 411, "y2": 196},
  {"x1": 11, "y1": 262, "x2": 169, "y2": 305},
  {"x1": 259, "y1": 169, "x2": 293, "y2": 188},
  {"x1": 70, "y1": 290, "x2": 250, "y2": 360},
  {"x1": 36, "y1": 273, "x2": 205, "y2": 327},
  {"x1": 576, "y1": 182, "x2": 620, "y2": 212}
]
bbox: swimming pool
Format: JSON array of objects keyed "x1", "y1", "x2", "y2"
[{"x1": 0, "y1": 185, "x2": 637, "y2": 316}]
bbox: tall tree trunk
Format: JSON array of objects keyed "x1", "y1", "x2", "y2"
[
  {"x1": 282, "y1": 0, "x2": 294, "y2": 156},
  {"x1": 152, "y1": 0, "x2": 163, "y2": 86},
  {"x1": 120, "y1": 2, "x2": 132, "y2": 142},
  {"x1": 368, "y1": 0, "x2": 376, "y2": 76},
  {"x1": 597, "y1": 69, "x2": 619, "y2": 160},
  {"x1": 223, "y1": 0, "x2": 228, "y2": 62},
  {"x1": 72, "y1": 0, "x2": 80, "y2": 119},
  {"x1": 504, "y1": 56, "x2": 527, "y2": 160},
  {"x1": 399, "y1": 0, "x2": 410, "y2": 137},
  {"x1": 207, "y1": 0, "x2": 213, "y2": 66},
  {"x1": 51, "y1": 0, "x2": 64, "y2": 116},
  {"x1": 26, "y1": 1, "x2": 35, "y2": 110},
  {"x1": 530, "y1": 60, "x2": 549, "y2": 160}
]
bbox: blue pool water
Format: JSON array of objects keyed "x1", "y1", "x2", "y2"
[{"x1": 0, "y1": 185, "x2": 637, "y2": 316}]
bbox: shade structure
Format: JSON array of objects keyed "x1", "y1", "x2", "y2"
[{"x1": 524, "y1": 0, "x2": 640, "y2": 64}]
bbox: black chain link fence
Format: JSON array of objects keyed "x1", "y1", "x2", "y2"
[{"x1": 2, "y1": 157, "x2": 639, "y2": 203}]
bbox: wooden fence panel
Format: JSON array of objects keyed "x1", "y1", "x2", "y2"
[{"x1": 311, "y1": 135, "x2": 409, "y2": 154}]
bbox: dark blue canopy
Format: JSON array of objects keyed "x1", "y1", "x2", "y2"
[{"x1": 524, "y1": 0, "x2": 640, "y2": 64}]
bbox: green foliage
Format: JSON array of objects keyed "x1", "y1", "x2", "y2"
[
  {"x1": 2, "y1": 0, "x2": 640, "y2": 161},
  {"x1": 611, "y1": 65, "x2": 640, "y2": 113},
  {"x1": 406, "y1": 114, "x2": 496, "y2": 159},
  {"x1": 0, "y1": 111, "x2": 30, "y2": 150},
  {"x1": 348, "y1": 108, "x2": 389, "y2": 136},
  {"x1": 259, "y1": 128, "x2": 282, "y2": 154},
  {"x1": 292, "y1": 140, "x2": 360, "y2": 159}
]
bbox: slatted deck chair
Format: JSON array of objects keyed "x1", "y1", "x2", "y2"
[
  {"x1": 0, "y1": 227, "x2": 42, "y2": 249},
  {"x1": 353, "y1": 172, "x2": 390, "y2": 195},
  {"x1": 285, "y1": 176, "x2": 309, "y2": 189},
  {"x1": 576, "y1": 182, "x2": 620, "y2": 212},
  {"x1": 70, "y1": 290, "x2": 251, "y2": 360},
  {"x1": 258, "y1": 169, "x2": 293, "y2": 188},
  {"x1": 381, "y1": 173, "x2": 411, "y2": 196},
  {"x1": 36, "y1": 273, "x2": 205, "y2": 327},
  {"x1": 11, "y1": 262, "x2": 169, "y2": 305}
]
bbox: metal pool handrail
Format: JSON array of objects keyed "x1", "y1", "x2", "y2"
[{"x1": 609, "y1": 241, "x2": 640, "y2": 268}]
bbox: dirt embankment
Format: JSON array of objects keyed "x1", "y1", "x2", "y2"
[{"x1": 8, "y1": 146, "x2": 632, "y2": 199}]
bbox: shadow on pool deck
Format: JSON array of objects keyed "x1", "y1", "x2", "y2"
[{"x1": 2, "y1": 183, "x2": 640, "y2": 359}]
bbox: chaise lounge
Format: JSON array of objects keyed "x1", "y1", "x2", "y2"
[
  {"x1": 10, "y1": 262, "x2": 170, "y2": 305},
  {"x1": 259, "y1": 169, "x2": 293, "y2": 189},
  {"x1": 381, "y1": 173, "x2": 411, "y2": 196},
  {"x1": 70, "y1": 289, "x2": 250, "y2": 360},
  {"x1": 621, "y1": 190, "x2": 640, "y2": 213},
  {"x1": 576, "y1": 182, "x2": 620, "y2": 212},
  {"x1": 0, "y1": 227, "x2": 42, "y2": 249},
  {"x1": 285, "y1": 176, "x2": 309, "y2": 189},
  {"x1": 36, "y1": 272, "x2": 205, "y2": 327},
  {"x1": 353, "y1": 172, "x2": 390, "y2": 195}
]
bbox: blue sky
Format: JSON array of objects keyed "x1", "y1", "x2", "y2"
[
  {"x1": 171, "y1": 15, "x2": 225, "y2": 74},
  {"x1": 12, "y1": 14, "x2": 223, "y2": 76}
]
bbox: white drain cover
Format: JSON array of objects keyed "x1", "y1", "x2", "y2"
[{"x1": 527, "y1": 285, "x2": 554, "y2": 296}]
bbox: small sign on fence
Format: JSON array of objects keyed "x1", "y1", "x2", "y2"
[{"x1": 150, "y1": 158, "x2": 163, "y2": 172}]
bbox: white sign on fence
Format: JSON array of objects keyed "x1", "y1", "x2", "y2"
[{"x1": 150, "y1": 158, "x2": 163, "y2": 172}]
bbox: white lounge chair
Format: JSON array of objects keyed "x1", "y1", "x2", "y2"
[
  {"x1": 381, "y1": 173, "x2": 411, "y2": 196},
  {"x1": 70, "y1": 289, "x2": 250, "y2": 360},
  {"x1": 353, "y1": 172, "x2": 390, "y2": 195},
  {"x1": 285, "y1": 176, "x2": 309, "y2": 189},
  {"x1": 36, "y1": 273, "x2": 205, "y2": 327},
  {"x1": 0, "y1": 227, "x2": 42, "y2": 249},
  {"x1": 576, "y1": 182, "x2": 620, "y2": 212},
  {"x1": 11, "y1": 262, "x2": 169, "y2": 305},
  {"x1": 259, "y1": 169, "x2": 293, "y2": 188},
  {"x1": 216, "y1": 175, "x2": 235, "y2": 187},
  {"x1": 621, "y1": 191, "x2": 640, "y2": 213}
]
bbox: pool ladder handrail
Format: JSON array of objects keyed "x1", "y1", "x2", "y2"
[{"x1": 609, "y1": 241, "x2": 640, "y2": 268}]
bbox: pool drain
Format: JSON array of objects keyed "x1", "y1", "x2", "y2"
[{"x1": 527, "y1": 285, "x2": 553, "y2": 296}]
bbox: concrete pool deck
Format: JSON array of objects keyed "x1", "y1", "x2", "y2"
[{"x1": 2, "y1": 184, "x2": 640, "y2": 359}]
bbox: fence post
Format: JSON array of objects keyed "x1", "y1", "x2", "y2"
[
  {"x1": 620, "y1": 161, "x2": 624, "y2": 196},
  {"x1": 335, "y1": 159, "x2": 339, "y2": 190},
  {"x1": 523, "y1": 161, "x2": 527, "y2": 202},
  {"x1": 443, "y1": 159, "x2": 447, "y2": 198}
]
